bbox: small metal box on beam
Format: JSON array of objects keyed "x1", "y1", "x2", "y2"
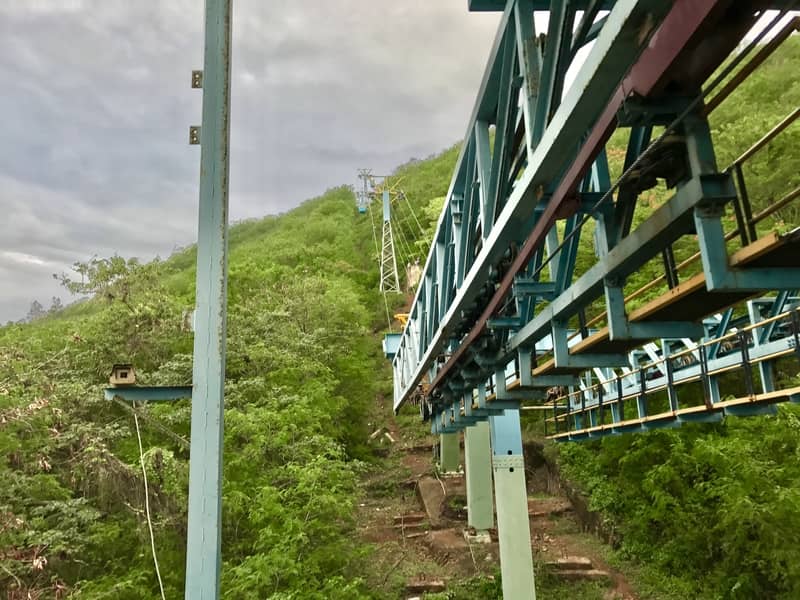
[
  {"x1": 189, "y1": 126, "x2": 201, "y2": 145},
  {"x1": 109, "y1": 363, "x2": 136, "y2": 386}
]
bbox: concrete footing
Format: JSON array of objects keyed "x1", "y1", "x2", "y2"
[{"x1": 463, "y1": 529, "x2": 492, "y2": 544}]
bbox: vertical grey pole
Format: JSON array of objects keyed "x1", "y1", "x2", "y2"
[
  {"x1": 490, "y1": 409, "x2": 536, "y2": 599},
  {"x1": 185, "y1": 1, "x2": 232, "y2": 598},
  {"x1": 439, "y1": 432, "x2": 461, "y2": 473},
  {"x1": 464, "y1": 421, "x2": 494, "y2": 531}
]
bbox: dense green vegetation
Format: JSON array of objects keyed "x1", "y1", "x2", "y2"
[
  {"x1": 1, "y1": 33, "x2": 798, "y2": 600},
  {"x1": 0, "y1": 193, "x2": 373, "y2": 597}
]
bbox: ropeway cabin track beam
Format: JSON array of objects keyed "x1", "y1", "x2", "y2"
[
  {"x1": 393, "y1": 0, "x2": 682, "y2": 411},
  {"x1": 393, "y1": 0, "x2": 800, "y2": 426}
]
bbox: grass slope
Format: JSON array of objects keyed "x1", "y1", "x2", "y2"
[{"x1": 0, "y1": 174, "x2": 454, "y2": 598}]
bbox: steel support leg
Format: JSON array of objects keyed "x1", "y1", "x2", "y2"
[
  {"x1": 758, "y1": 358, "x2": 777, "y2": 393},
  {"x1": 185, "y1": 1, "x2": 232, "y2": 598},
  {"x1": 490, "y1": 409, "x2": 536, "y2": 600},
  {"x1": 439, "y1": 432, "x2": 461, "y2": 473},
  {"x1": 464, "y1": 421, "x2": 494, "y2": 531},
  {"x1": 748, "y1": 301, "x2": 777, "y2": 393}
]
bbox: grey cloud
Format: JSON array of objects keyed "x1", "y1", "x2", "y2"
[{"x1": 1, "y1": 1, "x2": 499, "y2": 321}]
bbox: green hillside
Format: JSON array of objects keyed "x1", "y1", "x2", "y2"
[
  {"x1": 0, "y1": 141, "x2": 457, "y2": 598},
  {"x1": 1, "y1": 36, "x2": 799, "y2": 600}
]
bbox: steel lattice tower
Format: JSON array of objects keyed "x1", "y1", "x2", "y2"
[
  {"x1": 356, "y1": 168, "x2": 372, "y2": 213},
  {"x1": 379, "y1": 189, "x2": 401, "y2": 293}
]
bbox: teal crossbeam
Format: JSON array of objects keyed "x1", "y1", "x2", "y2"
[
  {"x1": 512, "y1": 279, "x2": 557, "y2": 299},
  {"x1": 696, "y1": 214, "x2": 800, "y2": 291},
  {"x1": 104, "y1": 386, "x2": 192, "y2": 403},
  {"x1": 605, "y1": 284, "x2": 705, "y2": 340}
]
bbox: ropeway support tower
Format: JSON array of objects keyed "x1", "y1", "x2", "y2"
[
  {"x1": 357, "y1": 169, "x2": 403, "y2": 294},
  {"x1": 356, "y1": 168, "x2": 372, "y2": 214},
  {"x1": 380, "y1": 189, "x2": 402, "y2": 293}
]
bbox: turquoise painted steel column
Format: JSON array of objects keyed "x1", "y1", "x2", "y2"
[
  {"x1": 185, "y1": 1, "x2": 232, "y2": 598},
  {"x1": 464, "y1": 421, "x2": 494, "y2": 531},
  {"x1": 490, "y1": 409, "x2": 536, "y2": 600},
  {"x1": 439, "y1": 432, "x2": 461, "y2": 473},
  {"x1": 382, "y1": 189, "x2": 391, "y2": 222}
]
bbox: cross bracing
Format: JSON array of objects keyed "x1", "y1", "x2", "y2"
[{"x1": 430, "y1": 299, "x2": 800, "y2": 435}]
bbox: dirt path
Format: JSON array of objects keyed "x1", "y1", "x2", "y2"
[
  {"x1": 359, "y1": 393, "x2": 638, "y2": 599},
  {"x1": 528, "y1": 495, "x2": 637, "y2": 600}
]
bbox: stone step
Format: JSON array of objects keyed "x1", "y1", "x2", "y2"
[
  {"x1": 555, "y1": 569, "x2": 611, "y2": 582},
  {"x1": 416, "y1": 477, "x2": 446, "y2": 529},
  {"x1": 546, "y1": 556, "x2": 594, "y2": 571},
  {"x1": 527, "y1": 497, "x2": 573, "y2": 518},
  {"x1": 529, "y1": 508, "x2": 573, "y2": 518},
  {"x1": 405, "y1": 579, "x2": 446, "y2": 593},
  {"x1": 393, "y1": 521, "x2": 426, "y2": 532},
  {"x1": 393, "y1": 512, "x2": 427, "y2": 524},
  {"x1": 403, "y1": 443, "x2": 434, "y2": 453}
]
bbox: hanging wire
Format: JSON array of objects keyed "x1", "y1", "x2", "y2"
[
  {"x1": 380, "y1": 186, "x2": 413, "y2": 278},
  {"x1": 366, "y1": 190, "x2": 380, "y2": 259},
  {"x1": 113, "y1": 397, "x2": 189, "y2": 449},
  {"x1": 395, "y1": 217, "x2": 425, "y2": 264},
  {"x1": 392, "y1": 190, "x2": 432, "y2": 264},
  {"x1": 398, "y1": 214, "x2": 420, "y2": 258},
  {"x1": 399, "y1": 191, "x2": 430, "y2": 241},
  {"x1": 133, "y1": 406, "x2": 167, "y2": 600},
  {"x1": 393, "y1": 221, "x2": 415, "y2": 267}
]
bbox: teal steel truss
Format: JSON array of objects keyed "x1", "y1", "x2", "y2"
[
  {"x1": 391, "y1": 4, "x2": 799, "y2": 595},
  {"x1": 392, "y1": 0, "x2": 800, "y2": 430}
]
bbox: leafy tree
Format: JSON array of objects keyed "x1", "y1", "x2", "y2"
[
  {"x1": 25, "y1": 300, "x2": 46, "y2": 322},
  {"x1": 49, "y1": 296, "x2": 63, "y2": 314}
]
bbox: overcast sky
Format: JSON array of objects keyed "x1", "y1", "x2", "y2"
[
  {"x1": 0, "y1": 0, "x2": 500, "y2": 322},
  {"x1": 0, "y1": 3, "x2": 793, "y2": 323}
]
